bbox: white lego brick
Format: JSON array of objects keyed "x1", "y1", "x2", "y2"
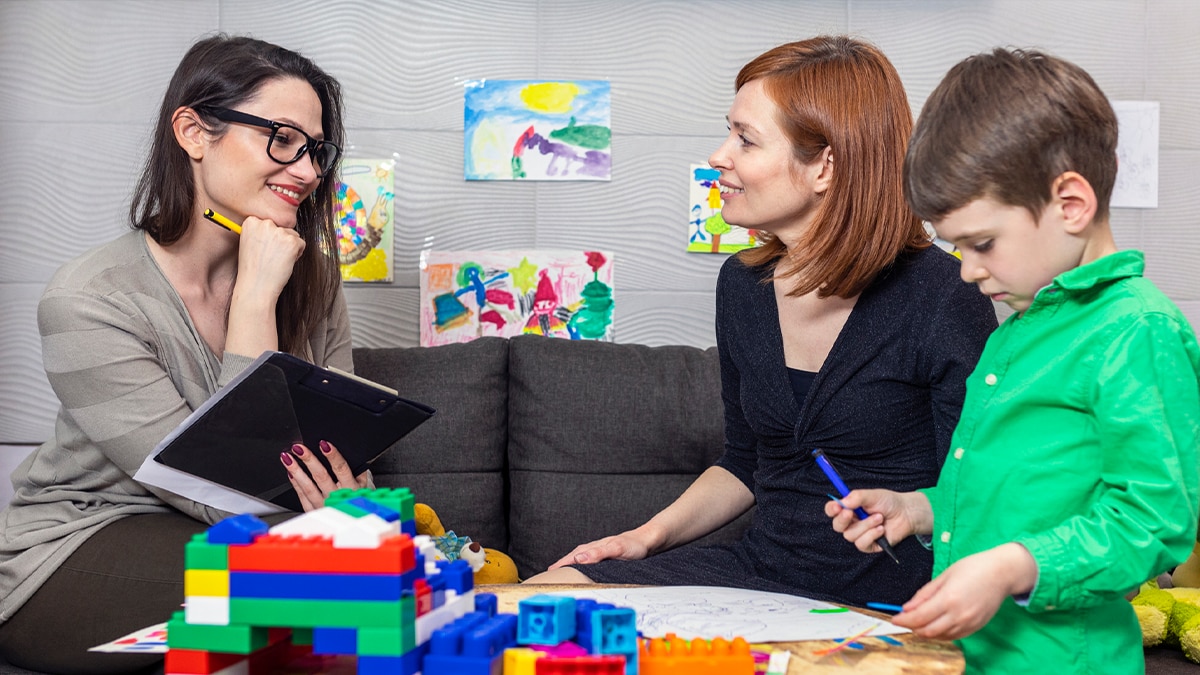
[{"x1": 185, "y1": 596, "x2": 230, "y2": 625}]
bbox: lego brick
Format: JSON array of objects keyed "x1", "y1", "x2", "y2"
[
  {"x1": 346, "y1": 496, "x2": 401, "y2": 522},
  {"x1": 504, "y1": 647, "x2": 543, "y2": 674},
  {"x1": 185, "y1": 569, "x2": 229, "y2": 598},
  {"x1": 186, "y1": 534, "x2": 229, "y2": 571},
  {"x1": 476, "y1": 592, "x2": 498, "y2": 617},
  {"x1": 415, "y1": 590, "x2": 477, "y2": 645},
  {"x1": 185, "y1": 596, "x2": 230, "y2": 626},
  {"x1": 434, "y1": 559, "x2": 474, "y2": 595},
  {"x1": 530, "y1": 641, "x2": 588, "y2": 657},
  {"x1": 328, "y1": 501, "x2": 374, "y2": 518},
  {"x1": 164, "y1": 647, "x2": 246, "y2": 675},
  {"x1": 518, "y1": 595, "x2": 577, "y2": 646},
  {"x1": 228, "y1": 596, "x2": 413, "y2": 629},
  {"x1": 359, "y1": 651, "x2": 420, "y2": 675},
  {"x1": 266, "y1": 508, "x2": 398, "y2": 549},
  {"x1": 290, "y1": 627, "x2": 313, "y2": 646},
  {"x1": 534, "y1": 655, "x2": 626, "y2": 674},
  {"x1": 166, "y1": 612, "x2": 268, "y2": 654},
  {"x1": 639, "y1": 633, "x2": 755, "y2": 675},
  {"x1": 207, "y1": 514, "x2": 269, "y2": 545},
  {"x1": 586, "y1": 608, "x2": 638, "y2": 673},
  {"x1": 226, "y1": 533, "x2": 414, "y2": 574},
  {"x1": 326, "y1": 487, "x2": 415, "y2": 521},
  {"x1": 414, "y1": 578, "x2": 432, "y2": 616},
  {"x1": 311, "y1": 627, "x2": 356, "y2": 655},
  {"x1": 358, "y1": 625, "x2": 415, "y2": 656},
  {"x1": 228, "y1": 570, "x2": 405, "y2": 601}
]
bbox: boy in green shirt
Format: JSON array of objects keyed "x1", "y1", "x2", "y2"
[{"x1": 827, "y1": 48, "x2": 1200, "y2": 673}]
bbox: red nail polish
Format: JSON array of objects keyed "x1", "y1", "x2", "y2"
[
  {"x1": 319, "y1": 440, "x2": 332, "y2": 454},
  {"x1": 280, "y1": 452, "x2": 293, "y2": 466},
  {"x1": 292, "y1": 444, "x2": 305, "y2": 456}
]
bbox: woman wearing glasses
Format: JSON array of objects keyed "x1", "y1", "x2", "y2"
[{"x1": 0, "y1": 35, "x2": 360, "y2": 673}]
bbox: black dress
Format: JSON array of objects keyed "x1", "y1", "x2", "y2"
[{"x1": 576, "y1": 247, "x2": 998, "y2": 606}]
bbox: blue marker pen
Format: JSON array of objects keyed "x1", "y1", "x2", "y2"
[{"x1": 813, "y1": 448, "x2": 901, "y2": 564}]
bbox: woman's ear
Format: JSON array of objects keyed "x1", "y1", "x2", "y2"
[
  {"x1": 1051, "y1": 171, "x2": 1098, "y2": 235},
  {"x1": 812, "y1": 145, "x2": 834, "y2": 195},
  {"x1": 172, "y1": 106, "x2": 208, "y2": 160}
]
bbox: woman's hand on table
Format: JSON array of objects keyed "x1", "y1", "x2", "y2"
[
  {"x1": 547, "y1": 528, "x2": 658, "y2": 569},
  {"x1": 281, "y1": 440, "x2": 374, "y2": 512},
  {"x1": 826, "y1": 489, "x2": 930, "y2": 554}
]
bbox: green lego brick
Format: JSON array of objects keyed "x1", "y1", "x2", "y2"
[
  {"x1": 329, "y1": 502, "x2": 372, "y2": 518},
  {"x1": 326, "y1": 487, "x2": 414, "y2": 521},
  {"x1": 229, "y1": 596, "x2": 412, "y2": 629},
  {"x1": 166, "y1": 611, "x2": 267, "y2": 654},
  {"x1": 292, "y1": 627, "x2": 313, "y2": 646},
  {"x1": 185, "y1": 534, "x2": 228, "y2": 570},
  {"x1": 357, "y1": 624, "x2": 415, "y2": 656}
]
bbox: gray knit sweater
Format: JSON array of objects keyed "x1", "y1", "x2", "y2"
[{"x1": 0, "y1": 231, "x2": 353, "y2": 622}]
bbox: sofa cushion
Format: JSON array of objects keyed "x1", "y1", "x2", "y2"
[
  {"x1": 506, "y1": 334, "x2": 750, "y2": 577},
  {"x1": 353, "y1": 338, "x2": 508, "y2": 552}
]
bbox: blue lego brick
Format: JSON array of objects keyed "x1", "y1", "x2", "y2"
[
  {"x1": 591, "y1": 608, "x2": 638, "y2": 674},
  {"x1": 475, "y1": 593, "x2": 498, "y2": 617},
  {"x1": 347, "y1": 496, "x2": 401, "y2": 522},
  {"x1": 518, "y1": 595, "x2": 576, "y2": 645},
  {"x1": 359, "y1": 653, "x2": 418, "y2": 675},
  {"x1": 435, "y1": 559, "x2": 474, "y2": 595},
  {"x1": 574, "y1": 599, "x2": 612, "y2": 651},
  {"x1": 229, "y1": 571, "x2": 404, "y2": 601},
  {"x1": 424, "y1": 612, "x2": 517, "y2": 675},
  {"x1": 207, "y1": 514, "x2": 269, "y2": 544},
  {"x1": 401, "y1": 519, "x2": 416, "y2": 537},
  {"x1": 311, "y1": 627, "x2": 356, "y2": 655}
]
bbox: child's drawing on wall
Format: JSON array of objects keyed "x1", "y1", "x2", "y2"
[
  {"x1": 420, "y1": 250, "x2": 614, "y2": 346},
  {"x1": 464, "y1": 80, "x2": 611, "y2": 181},
  {"x1": 687, "y1": 163, "x2": 758, "y2": 254},
  {"x1": 335, "y1": 158, "x2": 395, "y2": 282}
]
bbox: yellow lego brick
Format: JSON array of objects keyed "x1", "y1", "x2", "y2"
[
  {"x1": 503, "y1": 647, "x2": 542, "y2": 674},
  {"x1": 185, "y1": 568, "x2": 229, "y2": 597}
]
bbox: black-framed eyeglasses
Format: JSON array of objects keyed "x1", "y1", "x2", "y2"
[{"x1": 201, "y1": 106, "x2": 340, "y2": 178}]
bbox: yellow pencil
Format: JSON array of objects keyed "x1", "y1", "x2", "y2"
[{"x1": 203, "y1": 208, "x2": 241, "y2": 235}]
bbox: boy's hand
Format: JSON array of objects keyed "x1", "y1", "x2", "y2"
[
  {"x1": 892, "y1": 543, "x2": 1038, "y2": 640},
  {"x1": 826, "y1": 489, "x2": 931, "y2": 553}
]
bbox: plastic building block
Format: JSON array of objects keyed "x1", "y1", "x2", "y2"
[
  {"x1": 345, "y1": 496, "x2": 401, "y2": 522},
  {"x1": 167, "y1": 611, "x2": 267, "y2": 654},
  {"x1": 534, "y1": 655, "x2": 626, "y2": 674},
  {"x1": 587, "y1": 608, "x2": 638, "y2": 674},
  {"x1": 423, "y1": 611, "x2": 518, "y2": 674},
  {"x1": 414, "y1": 579, "x2": 432, "y2": 616},
  {"x1": 185, "y1": 596, "x2": 230, "y2": 626},
  {"x1": 268, "y1": 508, "x2": 398, "y2": 549},
  {"x1": 207, "y1": 514, "x2": 269, "y2": 545},
  {"x1": 531, "y1": 641, "x2": 588, "y2": 657},
  {"x1": 185, "y1": 569, "x2": 230, "y2": 597},
  {"x1": 311, "y1": 627, "x2": 356, "y2": 655},
  {"x1": 505, "y1": 647, "x2": 543, "y2": 674},
  {"x1": 229, "y1": 596, "x2": 412, "y2": 629},
  {"x1": 229, "y1": 571, "x2": 404, "y2": 601},
  {"x1": 164, "y1": 647, "x2": 245, "y2": 674},
  {"x1": 186, "y1": 534, "x2": 228, "y2": 570},
  {"x1": 435, "y1": 559, "x2": 474, "y2": 595},
  {"x1": 326, "y1": 487, "x2": 415, "y2": 521},
  {"x1": 227, "y1": 533, "x2": 414, "y2": 574},
  {"x1": 639, "y1": 633, "x2": 755, "y2": 675},
  {"x1": 475, "y1": 592, "x2": 498, "y2": 617},
  {"x1": 357, "y1": 625, "x2": 415, "y2": 656},
  {"x1": 518, "y1": 595, "x2": 577, "y2": 646}
]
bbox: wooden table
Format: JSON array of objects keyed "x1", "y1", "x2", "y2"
[{"x1": 478, "y1": 583, "x2": 964, "y2": 675}]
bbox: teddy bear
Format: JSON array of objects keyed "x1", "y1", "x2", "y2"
[
  {"x1": 413, "y1": 502, "x2": 519, "y2": 585},
  {"x1": 1131, "y1": 542, "x2": 1200, "y2": 662}
]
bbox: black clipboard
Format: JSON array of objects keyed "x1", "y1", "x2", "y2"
[{"x1": 152, "y1": 351, "x2": 434, "y2": 512}]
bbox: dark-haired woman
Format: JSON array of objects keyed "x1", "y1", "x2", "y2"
[
  {"x1": 526, "y1": 36, "x2": 998, "y2": 607},
  {"x1": 0, "y1": 35, "x2": 364, "y2": 673}
]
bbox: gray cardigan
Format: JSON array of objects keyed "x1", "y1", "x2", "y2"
[{"x1": 0, "y1": 231, "x2": 352, "y2": 622}]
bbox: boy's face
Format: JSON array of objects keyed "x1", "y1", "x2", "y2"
[{"x1": 934, "y1": 196, "x2": 1085, "y2": 314}]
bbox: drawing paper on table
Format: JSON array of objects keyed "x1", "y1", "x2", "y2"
[{"x1": 545, "y1": 586, "x2": 908, "y2": 643}]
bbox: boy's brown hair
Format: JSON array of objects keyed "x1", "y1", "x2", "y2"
[
  {"x1": 736, "y1": 36, "x2": 928, "y2": 299},
  {"x1": 904, "y1": 48, "x2": 1118, "y2": 224}
]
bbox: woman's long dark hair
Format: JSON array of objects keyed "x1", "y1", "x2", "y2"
[{"x1": 130, "y1": 34, "x2": 344, "y2": 355}]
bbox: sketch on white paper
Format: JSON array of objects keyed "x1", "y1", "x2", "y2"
[
  {"x1": 1111, "y1": 101, "x2": 1159, "y2": 209},
  {"x1": 546, "y1": 586, "x2": 908, "y2": 643}
]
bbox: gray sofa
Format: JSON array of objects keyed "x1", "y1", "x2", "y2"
[{"x1": 353, "y1": 334, "x2": 751, "y2": 578}]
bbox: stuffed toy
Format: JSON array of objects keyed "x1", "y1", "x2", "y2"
[
  {"x1": 413, "y1": 503, "x2": 519, "y2": 584},
  {"x1": 1131, "y1": 542, "x2": 1200, "y2": 662}
]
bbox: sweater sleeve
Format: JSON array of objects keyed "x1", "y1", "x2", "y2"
[
  {"x1": 1017, "y1": 312, "x2": 1200, "y2": 612},
  {"x1": 712, "y1": 260, "x2": 759, "y2": 491}
]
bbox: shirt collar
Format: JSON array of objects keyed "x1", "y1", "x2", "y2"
[{"x1": 1050, "y1": 249, "x2": 1145, "y2": 293}]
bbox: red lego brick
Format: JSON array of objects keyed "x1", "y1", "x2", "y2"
[
  {"x1": 227, "y1": 534, "x2": 414, "y2": 574},
  {"x1": 164, "y1": 648, "x2": 246, "y2": 674},
  {"x1": 535, "y1": 654, "x2": 626, "y2": 674},
  {"x1": 414, "y1": 578, "x2": 432, "y2": 617}
]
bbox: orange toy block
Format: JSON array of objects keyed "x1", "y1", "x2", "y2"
[{"x1": 639, "y1": 633, "x2": 755, "y2": 675}]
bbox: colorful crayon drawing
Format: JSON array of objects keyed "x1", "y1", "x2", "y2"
[
  {"x1": 687, "y1": 163, "x2": 759, "y2": 254},
  {"x1": 464, "y1": 80, "x2": 611, "y2": 181},
  {"x1": 420, "y1": 250, "x2": 614, "y2": 346},
  {"x1": 334, "y1": 158, "x2": 395, "y2": 282}
]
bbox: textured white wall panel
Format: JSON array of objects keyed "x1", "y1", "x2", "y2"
[
  {"x1": 344, "y1": 286, "x2": 421, "y2": 348},
  {"x1": 0, "y1": 286, "x2": 56, "y2": 444},
  {"x1": 0, "y1": 0, "x2": 216, "y2": 123},
  {"x1": 1147, "y1": 1, "x2": 1200, "y2": 150},
  {"x1": 220, "y1": 0, "x2": 541, "y2": 131},
  {"x1": 0, "y1": 122, "x2": 146, "y2": 284},
  {"x1": 537, "y1": 0, "x2": 847, "y2": 135},
  {"x1": 3, "y1": 0, "x2": 1199, "y2": 444},
  {"x1": 852, "y1": 0, "x2": 1148, "y2": 115},
  {"x1": 1142, "y1": 151, "x2": 1200, "y2": 301},
  {"x1": 0, "y1": 446, "x2": 40, "y2": 508}
]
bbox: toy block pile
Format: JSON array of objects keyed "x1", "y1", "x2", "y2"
[
  {"x1": 167, "y1": 487, "x2": 484, "y2": 675},
  {"x1": 165, "y1": 486, "x2": 755, "y2": 674}
]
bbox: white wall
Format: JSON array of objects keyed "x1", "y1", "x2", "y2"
[{"x1": 1, "y1": 0, "x2": 1198, "y2": 448}]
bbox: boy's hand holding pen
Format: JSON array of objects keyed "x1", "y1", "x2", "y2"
[{"x1": 816, "y1": 448, "x2": 933, "y2": 565}]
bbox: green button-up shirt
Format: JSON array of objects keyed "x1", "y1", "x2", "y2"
[{"x1": 924, "y1": 250, "x2": 1200, "y2": 674}]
